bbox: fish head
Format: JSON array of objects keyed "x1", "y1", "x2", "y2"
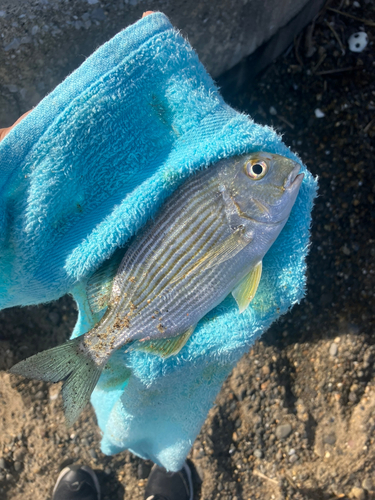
[{"x1": 229, "y1": 152, "x2": 304, "y2": 225}]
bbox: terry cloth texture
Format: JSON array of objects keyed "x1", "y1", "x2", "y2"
[{"x1": 0, "y1": 12, "x2": 317, "y2": 470}]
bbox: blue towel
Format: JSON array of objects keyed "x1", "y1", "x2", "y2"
[{"x1": 0, "y1": 12, "x2": 317, "y2": 471}]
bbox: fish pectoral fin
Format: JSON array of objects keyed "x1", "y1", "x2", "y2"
[
  {"x1": 134, "y1": 324, "x2": 196, "y2": 358},
  {"x1": 232, "y1": 261, "x2": 262, "y2": 314},
  {"x1": 171, "y1": 226, "x2": 252, "y2": 284},
  {"x1": 86, "y1": 247, "x2": 126, "y2": 314}
]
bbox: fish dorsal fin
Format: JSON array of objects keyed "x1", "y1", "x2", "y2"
[
  {"x1": 232, "y1": 261, "x2": 262, "y2": 314},
  {"x1": 171, "y1": 226, "x2": 252, "y2": 284},
  {"x1": 86, "y1": 247, "x2": 126, "y2": 314},
  {"x1": 134, "y1": 324, "x2": 196, "y2": 358}
]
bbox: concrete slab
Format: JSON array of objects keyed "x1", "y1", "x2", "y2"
[{"x1": 0, "y1": 0, "x2": 320, "y2": 126}]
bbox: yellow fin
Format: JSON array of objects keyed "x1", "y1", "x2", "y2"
[
  {"x1": 134, "y1": 325, "x2": 196, "y2": 358},
  {"x1": 232, "y1": 261, "x2": 262, "y2": 314}
]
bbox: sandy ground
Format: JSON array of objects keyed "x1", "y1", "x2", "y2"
[{"x1": 0, "y1": 1, "x2": 374, "y2": 499}]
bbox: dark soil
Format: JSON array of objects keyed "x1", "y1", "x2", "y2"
[{"x1": 1, "y1": 1, "x2": 375, "y2": 499}]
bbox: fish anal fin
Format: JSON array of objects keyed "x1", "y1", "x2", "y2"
[
  {"x1": 135, "y1": 325, "x2": 196, "y2": 358},
  {"x1": 232, "y1": 261, "x2": 262, "y2": 314},
  {"x1": 86, "y1": 247, "x2": 126, "y2": 314}
]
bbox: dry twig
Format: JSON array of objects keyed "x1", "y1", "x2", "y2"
[
  {"x1": 253, "y1": 469, "x2": 279, "y2": 486},
  {"x1": 278, "y1": 116, "x2": 295, "y2": 129},
  {"x1": 324, "y1": 19, "x2": 345, "y2": 54},
  {"x1": 294, "y1": 34, "x2": 304, "y2": 67},
  {"x1": 316, "y1": 66, "x2": 362, "y2": 75},
  {"x1": 364, "y1": 117, "x2": 375, "y2": 134},
  {"x1": 328, "y1": 7, "x2": 375, "y2": 27}
]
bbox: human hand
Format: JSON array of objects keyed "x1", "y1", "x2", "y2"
[
  {"x1": 0, "y1": 11, "x2": 154, "y2": 143},
  {"x1": 0, "y1": 110, "x2": 31, "y2": 142}
]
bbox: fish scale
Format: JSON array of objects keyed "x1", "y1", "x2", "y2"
[{"x1": 10, "y1": 152, "x2": 304, "y2": 427}]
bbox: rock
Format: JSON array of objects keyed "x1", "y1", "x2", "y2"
[
  {"x1": 137, "y1": 462, "x2": 152, "y2": 479},
  {"x1": 0, "y1": 458, "x2": 6, "y2": 469},
  {"x1": 254, "y1": 449, "x2": 263, "y2": 459},
  {"x1": 81, "y1": 438, "x2": 89, "y2": 447},
  {"x1": 323, "y1": 432, "x2": 336, "y2": 446},
  {"x1": 91, "y1": 8, "x2": 106, "y2": 21},
  {"x1": 350, "y1": 487, "x2": 365, "y2": 500},
  {"x1": 4, "y1": 38, "x2": 20, "y2": 51},
  {"x1": 88, "y1": 449, "x2": 97, "y2": 460},
  {"x1": 289, "y1": 454, "x2": 298, "y2": 464},
  {"x1": 362, "y1": 477, "x2": 373, "y2": 491},
  {"x1": 14, "y1": 461, "x2": 22, "y2": 472},
  {"x1": 104, "y1": 467, "x2": 111, "y2": 475},
  {"x1": 329, "y1": 343, "x2": 338, "y2": 356},
  {"x1": 349, "y1": 392, "x2": 358, "y2": 403},
  {"x1": 48, "y1": 311, "x2": 60, "y2": 325},
  {"x1": 35, "y1": 390, "x2": 44, "y2": 399},
  {"x1": 275, "y1": 423, "x2": 292, "y2": 440},
  {"x1": 13, "y1": 447, "x2": 27, "y2": 462}
]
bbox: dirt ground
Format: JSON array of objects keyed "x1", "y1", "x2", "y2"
[{"x1": 0, "y1": 1, "x2": 375, "y2": 499}]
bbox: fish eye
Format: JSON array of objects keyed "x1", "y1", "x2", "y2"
[{"x1": 245, "y1": 160, "x2": 268, "y2": 180}]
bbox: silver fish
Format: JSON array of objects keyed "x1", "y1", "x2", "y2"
[{"x1": 10, "y1": 152, "x2": 304, "y2": 426}]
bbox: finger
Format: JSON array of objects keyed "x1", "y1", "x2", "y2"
[
  {"x1": 142, "y1": 11, "x2": 154, "y2": 18},
  {"x1": 0, "y1": 110, "x2": 32, "y2": 142}
]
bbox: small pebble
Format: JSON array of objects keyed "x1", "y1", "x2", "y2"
[
  {"x1": 254, "y1": 449, "x2": 263, "y2": 459},
  {"x1": 329, "y1": 343, "x2": 338, "y2": 357},
  {"x1": 14, "y1": 461, "x2": 22, "y2": 472},
  {"x1": 315, "y1": 108, "x2": 325, "y2": 118},
  {"x1": 362, "y1": 477, "x2": 373, "y2": 490},
  {"x1": 88, "y1": 449, "x2": 97, "y2": 460},
  {"x1": 350, "y1": 487, "x2": 365, "y2": 500},
  {"x1": 104, "y1": 467, "x2": 111, "y2": 475},
  {"x1": 81, "y1": 438, "x2": 89, "y2": 447},
  {"x1": 275, "y1": 423, "x2": 292, "y2": 440},
  {"x1": 0, "y1": 458, "x2": 6, "y2": 469},
  {"x1": 348, "y1": 32, "x2": 368, "y2": 53},
  {"x1": 289, "y1": 454, "x2": 298, "y2": 464},
  {"x1": 269, "y1": 106, "x2": 277, "y2": 115},
  {"x1": 6, "y1": 473, "x2": 13, "y2": 481},
  {"x1": 323, "y1": 432, "x2": 336, "y2": 446},
  {"x1": 349, "y1": 392, "x2": 358, "y2": 403}
]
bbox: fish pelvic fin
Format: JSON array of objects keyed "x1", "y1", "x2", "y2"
[
  {"x1": 134, "y1": 324, "x2": 197, "y2": 358},
  {"x1": 232, "y1": 261, "x2": 262, "y2": 313},
  {"x1": 9, "y1": 337, "x2": 102, "y2": 427}
]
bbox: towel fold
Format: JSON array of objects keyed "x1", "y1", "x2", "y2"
[{"x1": 0, "y1": 12, "x2": 317, "y2": 470}]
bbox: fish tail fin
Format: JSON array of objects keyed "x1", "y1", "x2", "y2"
[{"x1": 9, "y1": 337, "x2": 102, "y2": 427}]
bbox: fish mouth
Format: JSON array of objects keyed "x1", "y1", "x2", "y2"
[{"x1": 284, "y1": 163, "x2": 304, "y2": 191}]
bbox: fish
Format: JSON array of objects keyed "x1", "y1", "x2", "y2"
[{"x1": 9, "y1": 152, "x2": 304, "y2": 426}]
